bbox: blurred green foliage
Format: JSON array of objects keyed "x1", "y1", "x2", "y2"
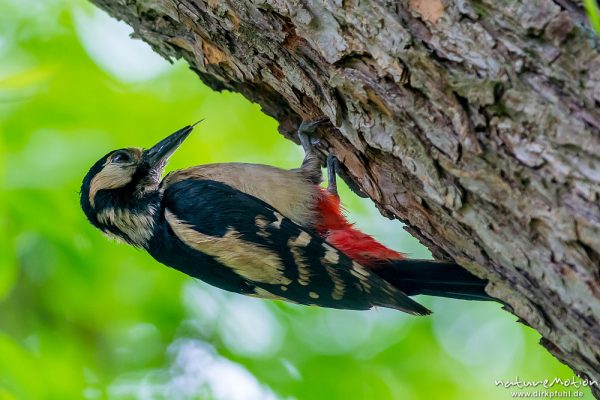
[
  {"x1": 584, "y1": 0, "x2": 600, "y2": 35},
  {"x1": 0, "y1": 0, "x2": 593, "y2": 399}
]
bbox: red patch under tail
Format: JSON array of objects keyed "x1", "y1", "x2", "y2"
[{"x1": 314, "y1": 189, "x2": 405, "y2": 267}]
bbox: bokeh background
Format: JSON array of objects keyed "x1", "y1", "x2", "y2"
[{"x1": 0, "y1": 0, "x2": 594, "y2": 399}]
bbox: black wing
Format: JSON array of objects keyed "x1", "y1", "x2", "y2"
[{"x1": 159, "y1": 179, "x2": 430, "y2": 315}]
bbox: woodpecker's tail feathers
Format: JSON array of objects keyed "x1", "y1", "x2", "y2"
[{"x1": 371, "y1": 259, "x2": 494, "y2": 302}]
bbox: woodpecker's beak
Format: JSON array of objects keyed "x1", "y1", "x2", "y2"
[{"x1": 143, "y1": 120, "x2": 203, "y2": 169}]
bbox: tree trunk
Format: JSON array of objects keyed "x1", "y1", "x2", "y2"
[{"x1": 91, "y1": 0, "x2": 600, "y2": 394}]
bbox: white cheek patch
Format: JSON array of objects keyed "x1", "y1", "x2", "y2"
[{"x1": 89, "y1": 163, "x2": 136, "y2": 207}]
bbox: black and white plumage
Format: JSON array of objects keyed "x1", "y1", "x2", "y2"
[
  {"x1": 80, "y1": 124, "x2": 492, "y2": 315},
  {"x1": 151, "y1": 178, "x2": 430, "y2": 314}
]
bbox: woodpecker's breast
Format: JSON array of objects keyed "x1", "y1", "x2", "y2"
[{"x1": 163, "y1": 163, "x2": 320, "y2": 227}]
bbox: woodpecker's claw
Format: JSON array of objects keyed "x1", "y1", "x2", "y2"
[
  {"x1": 297, "y1": 118, "x2": 328, "y2": 150},
  {"x1": 298, "y1": 117, "x2": 328, "y2": 133},
  {"x1": 326, "y1": 154, "x2": 340, "y2": 196},
  {"x1": 296, "y1": 117, "x2": 366, "y2": 198},
  {"x1": 296, "y1": 117, "x2": 329, "y2": 184}
]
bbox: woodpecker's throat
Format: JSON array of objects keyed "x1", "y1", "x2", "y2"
[{"x1": 95, "y1": 193, "x2": 160, "y2": 247}]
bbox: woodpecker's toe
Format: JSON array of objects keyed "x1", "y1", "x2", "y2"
[
  {"x1": 297, "y1": 117, "x2": 328, "y2": 152},
  {"x1": 296, "y1": 117, "x2": 330, "y2": 185},
  {"x1": 326, "y1": 154, "x2": 340, "y2": 197}
]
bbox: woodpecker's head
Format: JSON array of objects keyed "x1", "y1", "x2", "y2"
[{"x1": 80, "y1": 124, "x2": 196, "y2": 245}]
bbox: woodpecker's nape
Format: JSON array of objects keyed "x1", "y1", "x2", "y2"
[{"x1": 81, "y1": 121, "x2": 494, "y2": 315}]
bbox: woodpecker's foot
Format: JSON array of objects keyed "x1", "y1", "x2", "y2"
[
  {"x1": 326, "y1": 154, "x2": 340, "y2": 197},
  {"x1": 297, "y1": 117, "x2": 329, "y2": 184},
  {"x1": 297, "y1": 117, "x2": 367, "y2": 198},
  {"x1": 297, "y1": 117, "x2": 328, "y2": 152}
]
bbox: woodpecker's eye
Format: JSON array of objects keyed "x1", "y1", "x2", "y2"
[{"x1": 112, "y1": 151, "x2": 132, "y2": 164}]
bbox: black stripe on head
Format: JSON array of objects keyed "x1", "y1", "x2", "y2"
[{"x1": 80, "y1": 151, "x2": 114, "y2": 230}]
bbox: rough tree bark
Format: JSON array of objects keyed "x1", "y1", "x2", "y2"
[{"x1": 91, "y1": 0, "x2": 600, "y2": 395}]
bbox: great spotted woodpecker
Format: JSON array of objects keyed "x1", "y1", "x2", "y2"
[{"x1": 80, "y1": 121, "x2": 492, "y2": 315}]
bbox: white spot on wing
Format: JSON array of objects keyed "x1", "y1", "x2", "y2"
[
  {"x1": 287, "y1": 232, "x2": 312, "y2": 286},
  {"x1": 322, "y1": 244, "x2": 340, "y2": 264},
  {"x1": 270, "y1": 212, "x2": 284, "y2": 229}
]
